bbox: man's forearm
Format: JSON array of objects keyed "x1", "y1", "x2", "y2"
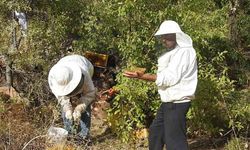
[{"x1": 138, "y1": 73, "x2": 157, "y2": 82}]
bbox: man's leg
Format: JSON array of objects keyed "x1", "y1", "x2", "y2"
[
  {"x1": 163, "y1": 102, "x2": 190, "y2": 150},
  {"x1": 78, "y1": 105, "x2": 91, "y2": 139},
  {"x1": 148, "y1": 104, "x2": 165, "y2": 150}
]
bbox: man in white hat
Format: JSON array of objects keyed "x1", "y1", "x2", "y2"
[
  {"x1": 123, "y1": 20, "x2": 198, "y2": 150},
  {"x1": 48, "y1": 54, "x2": 96, "y2": 139}
]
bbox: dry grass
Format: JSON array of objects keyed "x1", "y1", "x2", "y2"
[
  {"x1": 0, "y1": 101, "x2": 148, "y2": 150},
  {"x1": 0, "y1": 100, "x2": 233, "y2": 150}
]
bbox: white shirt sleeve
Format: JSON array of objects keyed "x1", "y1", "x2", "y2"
[
  {"x1": 79, "y1": 71, "x2": 96, "y2": 109},
  {"x1": 156, "y1": 48, "x2": 190, "y2": 88},
  {"x1": 57, "y1": 95, "x2": 72, "y2": 112}
]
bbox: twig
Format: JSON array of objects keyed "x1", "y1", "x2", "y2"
[
  {"x1": 144, "y1": 24, "x2": 160, "y2": 57},
  {"x1": 222, "y1": 97, "x2": 241, "y2": 150},
  {"x1": 21, "y1": 135, "x2": 47, "y2": 150},
  {"x1": 147, "y1": 24, "x2": 160, "y2": 44},
  {"x1": 223, "y1": 129, "x2": 233, "y2": 137}
]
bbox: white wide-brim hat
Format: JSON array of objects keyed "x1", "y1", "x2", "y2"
[
  {"x1": 48, "y1": 62, "x2": 82, "y2": 96},
  {"x1": 154, "y1": 20, "x2": 182, "y2": 36}
]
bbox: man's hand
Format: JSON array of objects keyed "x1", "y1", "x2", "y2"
[
  {"x1": 65, "y1": 110, "x2": 73, "y2": 120},
  {"x1": 73, "y1": 110, "x2": 81, "y2": 124},
  {"x1": 123, "y1": 71, "x2": 143, "y2": 78},
  {"x1": 59, "y1": 96, "x2": 73, "y2": 120},
  {"x1": 73, "y1": 104, "x2": 86, "y2": 124},
  {"x1": 123, "y1": 71, "x2": 157, "y2": 82}
]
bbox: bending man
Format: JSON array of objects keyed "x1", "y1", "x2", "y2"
[{"x1": 48, "y1": 54, "x2": 96, "y2": 139}]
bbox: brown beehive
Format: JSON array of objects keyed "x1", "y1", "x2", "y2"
[{"x1": 83, "y1": 51, "x2": 109, "y2": 68}]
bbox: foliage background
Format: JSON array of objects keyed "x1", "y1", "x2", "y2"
[{"x1": 0, "y1": 0, "x2": 249, "y2": 144}]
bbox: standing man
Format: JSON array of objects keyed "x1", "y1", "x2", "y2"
[
  {"x1": 48, "y1": 54, "x2": 96, "y2": 139},
  {"x1": 123, "y1": 20, "x2": 198, "y2": 150}
]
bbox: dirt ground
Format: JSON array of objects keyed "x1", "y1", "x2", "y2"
[
  {"x1": 0, "y1": 102, "x2": 147, "y2": 150},
  {"x1": 0, "y1": 100, "x2": 229, "y2": 150}
]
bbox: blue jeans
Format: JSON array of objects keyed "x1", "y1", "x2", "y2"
[{"x1": 62, "y1": 105, "x2": 91, "y2": 139}]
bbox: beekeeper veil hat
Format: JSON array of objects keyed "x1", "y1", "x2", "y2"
[
  {"x1": 48, "y1": 62, "x2": 83, "y2": 96},
  {"x1": 154, "y1": 20, "x2": 193, "y2": 48}
]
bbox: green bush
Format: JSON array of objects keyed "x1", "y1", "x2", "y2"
[
  {"x1": 107, "y1": 71, "x2": 159, "y2": 141},
  {"x1": 187, "y1": 51, "x2": 235, "y2": 136},
  {"x1": 0, "y1": 0, "x2": 249, "y2": 143},
  {"x1": 225, "y1": 137, "x2": 248, "y2": 150}
]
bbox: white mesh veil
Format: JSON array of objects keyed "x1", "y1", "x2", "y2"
[{"x1": 154, "y1": 20, "x2": 193, "y2": 48}]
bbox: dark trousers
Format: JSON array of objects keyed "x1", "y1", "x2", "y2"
[{"x1": 148, "y1": 102, "x2": 190, "y2": 150}]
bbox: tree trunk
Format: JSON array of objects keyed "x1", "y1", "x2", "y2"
[
  {"x1": 11, "y1": 11, "x2": 17, "y2": 52},
  {"x1": 229, "y1": 0, "x2": 239, "y2": 48},
  {"x1": 5, "y1": 55, "x2": 13, "y2": 87}
]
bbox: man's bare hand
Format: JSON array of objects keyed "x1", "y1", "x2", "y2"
[{"x1": 123, "y1": 71, "x2": 143, "y2": 78}]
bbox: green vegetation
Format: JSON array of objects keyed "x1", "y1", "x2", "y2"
[{"x1": 0, "y1": 0, "x2": 249, "y2": 149}]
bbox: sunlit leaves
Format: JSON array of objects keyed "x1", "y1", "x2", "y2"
[{"x1": 0, "y1": 0, "x2": 248, "y2": 142}]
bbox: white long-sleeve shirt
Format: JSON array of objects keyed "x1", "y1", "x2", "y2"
[
  {"x1": 155, "y1": 46, "x2": 198, "y2": 103},
  {"x1": 55, "y1": 55, "x2": 96, "y2": 112}
]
